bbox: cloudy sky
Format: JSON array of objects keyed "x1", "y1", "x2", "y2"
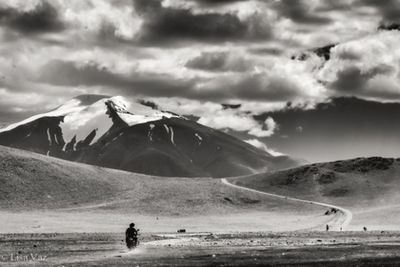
[{"x1": 1, "y1": 0, "x2": 400, "y2": 146}]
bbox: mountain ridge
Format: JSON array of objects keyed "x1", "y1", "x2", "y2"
[{"x1": 0, "y1": 95, "x2": 299, "y2": 177}]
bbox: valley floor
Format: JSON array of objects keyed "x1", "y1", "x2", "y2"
[
  {"x1": 1, "y1": 231, "x2": 400, "y2": 266},
  {"x1": 0, "y1": 208, "x2": 332, "y2": 234}
]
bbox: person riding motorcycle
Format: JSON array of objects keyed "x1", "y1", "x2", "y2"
[{"x1": 125, "y1": 223, "x2": 139, "y2": 249}]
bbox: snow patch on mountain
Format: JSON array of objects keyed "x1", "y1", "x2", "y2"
[
  {"x1": 61, "y1": 98, "x2": 113, "y2": 145},
  {"x1": 46, "y1": 128, "x2": 51, "y2": 146},
  {"x1": 148, "y1": 123, "x2": 155, "y2": 141},
  {"x1": 164, "y1": 124, "x2": 170, "y2": 134},
  {"x1": 111, "y1": 96, "x2": 178, "y2": 126},
  {"x1": 195, "y1": 133, "x2": 203, "y2": 145},
  {"x1": 169, "y1": 126, "x2": 176, "y2": 146}
]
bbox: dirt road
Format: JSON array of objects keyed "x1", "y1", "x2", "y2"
[{"x1": 221, "y1": 178, "x2": 353, "y2": 230}]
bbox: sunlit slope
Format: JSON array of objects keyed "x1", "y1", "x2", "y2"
[
  {"x1": 232, "y1": 157, "x2": 400, "y2": 229},
  {"x1": 0, "y1": 145, "x2": 316, "y2": 217}
]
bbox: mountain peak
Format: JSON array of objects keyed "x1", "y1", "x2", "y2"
[{"x1": 72, "y1": 94, "x2": 110, "y2": 106}]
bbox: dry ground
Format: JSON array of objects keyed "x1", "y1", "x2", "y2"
[{"x1": 1, "y1": 232, "x2": 400, "y2": 266}]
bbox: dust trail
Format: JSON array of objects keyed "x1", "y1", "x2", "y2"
[
  {"x1": 125, "y1": 247, "x2": 146, "y2": 255},
  {"x1": 114, "y1": 247, "x2": 147, "y2": 258},
  {"x1": 221, "y1": 178, "x2": 353, "y2": 230}
]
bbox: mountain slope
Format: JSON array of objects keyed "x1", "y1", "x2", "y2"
[
  {"x1": 0, "y1": 95, "x2": 298, "y2": 177},
  {"x1": 231, "y1": 157, "x2": 400, "y2": 230}
]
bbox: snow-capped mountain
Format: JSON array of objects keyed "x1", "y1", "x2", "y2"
[
  {"x1": 0, "y1": 95, "x2": 298, "y2": 177},
  {"x1": 0, "y1": 95, "x2": 178, "y2": 152}
]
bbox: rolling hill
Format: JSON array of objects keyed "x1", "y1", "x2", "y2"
[
  {"x1": 231, "y1": 157, "x2": 400, "y2": 230},
  {"x1": 233, "y1": 157, "x2": 400, "y2": 206},
  {"x1": 0, "y1": 145, "x2": 308, "y2": 214},
  {"x1": 0, "y1": 145, "x2": 327, "y2": 232}
]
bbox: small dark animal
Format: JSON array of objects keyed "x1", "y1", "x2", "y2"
[{"x1": 178, "y1": 229, "x2": 186, "y2": 233}]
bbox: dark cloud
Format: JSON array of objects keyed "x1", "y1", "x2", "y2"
[
  {"x1": 138, "y1": 99, "x2": 158, "y2": 110},
  {"x1": 313, "y1": 44, "x2": 337, "y2": 61},
  {"x1": 274, "y1": 0, "x2": 331, "y2": 25},
  {"x1": 231, "y1": 73, "x2": 303, "y2": 101},
  {"x1": 331, "y1": 66, "x2": 368, "y2": 93},
  {"x1": 0, "y1": 1, "x2": 65, "y2": 34},
  {"x1": 330, "y1": 65, "x2": 396, "y2": 96},
  {"x1": 222, "y1": 103, "x2": 241, "y2": 109},
  {"x1": 185, "y1": 52, "x2": 252, "y2": 72},
  {"x1": 191, "y1": 0, "x2": 249, "y2": 5},
  {"x1": 292, "y1": 43, "x2": 336, "y2": 62},
  {"x1": 39, "y1": 60, "x2": 195, "y2": 98},
  {"x1": 133, "y1": 0, "x2": 271, "y2": 44},
  {"x1": 359, "y1": 0, "x2": 400, "y2": 23},
  {"x1": 316, "y1": 1, "x2": 355, "y2": 12},
  {"x1": 335, "y1": 49, "x2": 362, "y2": 61},
  {"x1": 38, "y1": 60, "x2": 304, "y2": 102},
  {"x1": 248, "y1": 47, "x2": 283, "y2": 56},
  {"x1": 378, "y1": 22, "x2": 400, "y2": 31},
  {"x1": 39, "y1": 60, "x2": 213, "y2": 100}
]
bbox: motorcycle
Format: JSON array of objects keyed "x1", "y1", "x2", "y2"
[{"x1": 126, "y1": 229, "x2": 140, "y2": 249}]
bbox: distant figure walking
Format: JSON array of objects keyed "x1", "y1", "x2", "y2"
[
  {"x1": 326, "y1": 224, "x2": 329, "y2": 231},
  {"x1": 363, "y1": 226, "x2": 367, "y2": 231}
]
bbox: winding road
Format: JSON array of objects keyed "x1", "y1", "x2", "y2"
[{"x1": 221, "y1": 178, "x2": 353, "y2": 231}]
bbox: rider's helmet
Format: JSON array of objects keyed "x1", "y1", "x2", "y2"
[{"x1": 130, "y1": 223, "x2": 135, "y2": 228}]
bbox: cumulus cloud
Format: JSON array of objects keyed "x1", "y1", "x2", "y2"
[
  {"x1": 61, "y1": 0, "x2": 140, "y2": 41},
  {"x1": 248, "y1": 117, "x2": 278, "y2": 137},
  {"x1": 196, "y1": 56, "x2": 327, "y2": 102},
  {"x1": 245, "y1": 139, "x2": 284, "y2": 157},
  {"x1": 316, "y1": 31, "x2": 400, "y2": 101},
  {"x1": 1, "y1": 0, "x2": 400, "y2": 125},
  {"x1": 198, "y1": 111, "x2": 278, "y2": 137},
  {"x1": 198, "y1": 112, "x2": 260, "y2": 132},
  {"x1": 145, "y1": 97, "x2": 288, "y2": 122},
  {"x1": 148, "y1": 97, "x2": 280, "y2": 137}
]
